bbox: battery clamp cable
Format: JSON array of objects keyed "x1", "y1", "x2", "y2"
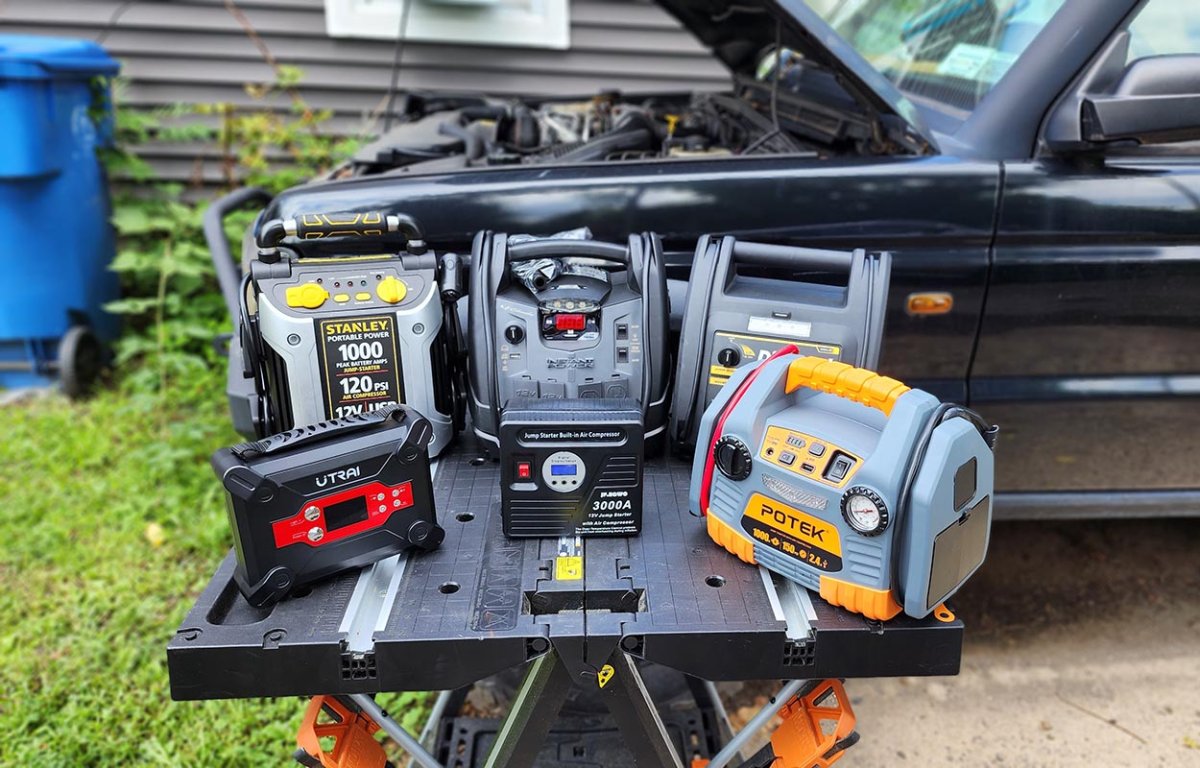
[{"x1": 699, "y1": 343, "x2": 800, "y2": 516}]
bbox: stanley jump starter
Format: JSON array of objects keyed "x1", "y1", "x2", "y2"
[
  {"x1": 212, "y1": 403, "x2": 443, "y2": 607},
  {"x1": 690, "y1": 352, "x2": 997, "y2": 620},
  {"x1": 467, "y1": 232, "x2": 669, "y2": 452},
  {"x1": 236, "y1": 211, "x2": 465, "y2": 457},
  {"x1": 671, "y1": 236, "x2": 891, "y2": 453}
]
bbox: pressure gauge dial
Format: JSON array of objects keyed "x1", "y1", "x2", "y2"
[{"x1": 840, "y1": 487, "x2": 889, "y2": 536}]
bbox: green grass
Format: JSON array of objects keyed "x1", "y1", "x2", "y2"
[{"x1": 0, "y1": 372, "x2": 429, "y2": 766}]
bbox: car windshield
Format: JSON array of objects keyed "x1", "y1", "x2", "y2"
[{"x1": 812, "y1": 0, "x2": 1069, "y2": 112}]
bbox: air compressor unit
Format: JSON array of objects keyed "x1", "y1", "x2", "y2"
[
  {"x1": 499, "y1": 397, "x2": 644, "y2": 538},
  {"x1": 235, "y1": 211, "x2": 465, "y2": 458},
  {"x1": 691, "y1": 352, "x2": 996, "y2": 621}
]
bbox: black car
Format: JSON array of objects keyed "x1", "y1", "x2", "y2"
[{"x1": 241, "y1": 0, "x2": 1200, "y2": 519}]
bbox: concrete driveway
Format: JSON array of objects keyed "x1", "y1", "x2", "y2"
[{"x1": 851, "y1": 518, "x2": 1200, "y2": 766}]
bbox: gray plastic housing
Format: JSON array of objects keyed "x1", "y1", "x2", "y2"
[
  {"x1": 688, "y1": 354, "x2": 993, "y2": 620},
  {"x1": 226, "y1": 332, "x2": 262, "y2": 439},
  {"x1": 250, "y1": 253, "x2": 457, "y2": 458},
  {"x1": 467, "y1": 232, "x2": 669, "y2": 452},
  {"x1": 671, "y1": 236, "x2": 891, "y2": 454}
]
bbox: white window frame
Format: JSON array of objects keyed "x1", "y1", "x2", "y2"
[{"x1": 325, "y1": 0, "x2": 570, "y2": 50}]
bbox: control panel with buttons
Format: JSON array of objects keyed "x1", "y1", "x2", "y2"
[
  {"x1": 496, "y1": 308, "x2": 636, "y2": 404},
  {"x1": 758, "y1": 425, "x2": 859, "y2": 487},
  {"x1": 270, "y1": 480, "x2": 416, "y2": 550},
  {"x1": 276, "y1": 263, "x2": 426, "y2": 315}
]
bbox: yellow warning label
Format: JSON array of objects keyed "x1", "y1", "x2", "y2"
[
  {"x1": 707, "y1": 333, "x2": 842, "y2": 388},
  {"x1": 597, "y1": 664, "x2": 615, "y2": 688},
  {"x1": 741, "y1": 493, "x2": 844, "y2": 572},
  {"x1": 555, "y1": 556, "x2": 583, "y2": 581}
]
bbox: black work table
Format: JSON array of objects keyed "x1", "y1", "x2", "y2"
[{"x1": 168, "y1": 442, "x2": 962, "y2": 702}]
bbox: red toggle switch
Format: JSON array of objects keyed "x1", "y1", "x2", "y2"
[
  {"x1": 516, "y1": 461, "x2": 533, "y2": 480},
  {"x1": 555, "y1": 313, "x2": 586, "y2": 331}
]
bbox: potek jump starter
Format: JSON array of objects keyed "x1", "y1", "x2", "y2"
[
  {"x1": 467, "y1": 232, "x2": 669, "y2": 452},
  {"x1": 212, "y1": 403, "x2": 443, "y2": 607},
  {"x1": 236, "y1": 211, "x2": 465, "y2": 457},
  {"x1": 499, "y1": 397, "x2": 644, "y2": 537},
  {"x1": 690, "y1": 352, "x2": 997, "y2": 621},
  {"x1": 671, "y1": 237, "x2": 891, "y2": 453}
]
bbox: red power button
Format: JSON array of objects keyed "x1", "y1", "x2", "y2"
[{"x1": 516, "y1": 461, "x2": 533, "y2": 480}]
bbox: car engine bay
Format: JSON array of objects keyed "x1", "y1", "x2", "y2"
[{"x1": 341, "y1": 66, "x2": 906, "y2": 179}]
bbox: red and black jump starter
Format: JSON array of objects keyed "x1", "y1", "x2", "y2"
[{"x1": 212, "y1": 403, "x2": 443, "y2": 607}]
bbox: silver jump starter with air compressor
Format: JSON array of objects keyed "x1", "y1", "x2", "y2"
[
  {"x1": 467, "y1": 230, "x2": 669, "y2": 536},
  {"x1": 231, "y1": 211, "x2": 465, "y2": 458}
]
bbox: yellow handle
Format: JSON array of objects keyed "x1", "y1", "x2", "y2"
[
  {"x1": 296, "y1": 212, "x2": 387, "y2": 239},
  {"x1": 784, "y1": 356, "x2": 910, "y2": 416}
]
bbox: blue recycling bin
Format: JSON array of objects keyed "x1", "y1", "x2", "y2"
[{"x1": 0, "y1": 35, "x2": 120, "y2": 394}]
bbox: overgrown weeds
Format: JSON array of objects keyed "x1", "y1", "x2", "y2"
[
  {"x1": 0, "y1": 42, "x2": 399, "y2": 764},
  {"x1": 103, "y1": 68, "x2": 358, "y2": 399}
]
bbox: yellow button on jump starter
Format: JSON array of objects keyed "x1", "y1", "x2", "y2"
[
  {"x1": 355, "y1": 292, "x2": 372, "y2": 301},
  {"x1": 285, "y1": 283, "x2": 329, "y2": 309},
  {"x1": 376, "y1": 276, "x2": 407, "y2": 304},
  {"x1": 333, "y1": 293, "x2": 350, "y2": 302}
]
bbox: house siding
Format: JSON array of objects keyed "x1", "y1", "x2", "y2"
[{"x1": 1, "y1": 0, "x2": 728, "y2": 185}]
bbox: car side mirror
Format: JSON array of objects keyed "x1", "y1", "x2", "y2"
[
  {"x1": 1081, "y1": 55, "x2": 1200, "y2": 145},
  {"x1": 1044, "y1": 32, "x2": 1200, "y2": 154}
]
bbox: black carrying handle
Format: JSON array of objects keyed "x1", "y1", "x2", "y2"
[
  {"x1": 230, "y1": 403, "x2": 413, "y2": 459},
  {"x1": 257, "y1": 211, "x2": 426, "y2": 253},
  {"x1": 730, "y1": 240, "x2": 854, "y2": 271},
  {"x1": 505, "y1": 239, "x2": 631, "y2": 266},
  {"x1": 205, "y1": 187, "x2": 273, "y2": 322}
]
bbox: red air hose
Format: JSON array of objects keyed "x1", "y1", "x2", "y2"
[{"x1": 698, "y1": 344, "x2": 799, "y2": 515}]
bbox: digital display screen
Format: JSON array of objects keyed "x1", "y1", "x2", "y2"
[
  {"x1": 550, "y1": 464, "x2": 578, "y2": 476},
  {"x1": 324, "y1": 496, "x2": 369, "y2": 532}
]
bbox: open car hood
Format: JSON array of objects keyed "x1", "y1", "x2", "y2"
[{"x1": 658, "y1": 0, "x2": 938, "y2": 152}]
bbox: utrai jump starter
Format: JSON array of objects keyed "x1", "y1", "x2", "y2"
[{"x1": 212, "y1": 403, "x2": 443, "y2": 607}]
